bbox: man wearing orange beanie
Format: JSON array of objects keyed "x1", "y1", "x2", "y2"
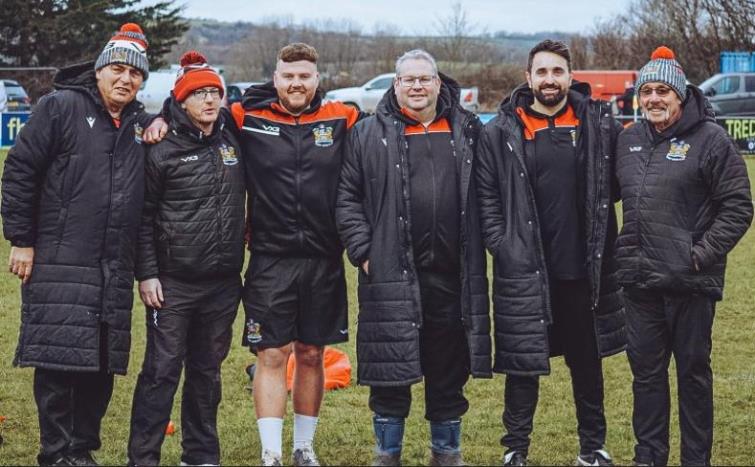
[
  {"x1": 615, "y1": 46, "x2": 752, "y2": 466},
  {"x1": 126, "y1": 51, "x2": 245, "y2": 467},
  {"x1": 2, "y1": 23, "x2": 158, "y2": 467}
]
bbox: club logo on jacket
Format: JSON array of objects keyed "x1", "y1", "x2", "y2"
[
  {"x1": 246, "y1": 318, "x2": 262, "y2": 344},
  {"x1": 134, "y1": 122, "x2": 144, "y2": 144},
  {"x1": 312, "y1": 123, "x2": 334, "y2": 147},
  {"x1": 86, "y1": 116, "x2": 96, "y2": 128},
  {"x1": 666, "y1": 140, "x2": 690, "y2": 161},
  {"x1": 219, "y1": 144, "x2": 238, "y2": 166}
]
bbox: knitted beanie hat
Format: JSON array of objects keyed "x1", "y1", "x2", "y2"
[
  {"x1": 173, "y1": 51, "x2": 224, "y2": 102},
  {"x1": 635, "y1": 46, "x2": 687, "y2": 99},
  {"x1": 94, "y1": 23, "x2": 149, "y2": 79}
]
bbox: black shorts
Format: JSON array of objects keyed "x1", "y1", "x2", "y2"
[{"x1": 241, "y1": 254, "x2": 348, "y2": 351}]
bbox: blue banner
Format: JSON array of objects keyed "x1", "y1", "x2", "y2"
[{"x1": 1, "y1": 112, "x2": 31, "y2": 147}]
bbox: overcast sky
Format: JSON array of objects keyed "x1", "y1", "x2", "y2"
[{"x1": 149, "y1": 0, "x2": 634, "y2": 35}]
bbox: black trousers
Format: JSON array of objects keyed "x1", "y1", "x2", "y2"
[
  {"x1": 127, "y1": 275, "x2": 240, "y2": 466},
  {"x1": 502, "y1": 279, "x2": 606, "y2": 456},
  {"x1": 34, "y1": 367, "x2": 114, "y2": 465},
  {"x1": 369, "y1": 271, "x2": 471, "y2": 422},
  {"x1": 624, "y1": 288, "x2": 715, "y2": 466}
]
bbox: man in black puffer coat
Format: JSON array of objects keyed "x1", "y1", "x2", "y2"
[
  {"x1": 615, "y1": 47, "x2": 752, "y2": 467},
  {"x1": 476, "y1": 40, "x2": 625, "y2": 466},
  {"x1": 337, "y1": 49, "x2": 490, "y2": 466},
  {"x1": 126, "y1": 52, "x2": 245, "y2": 467},
  {"x1": 1, "y1": 24, "x2": 156, "y2": 466}
]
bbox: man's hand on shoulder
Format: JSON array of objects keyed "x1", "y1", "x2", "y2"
[
  {"x1": 8, "y1": 247, "x2": 34, "y2": 283},
  {"x1": 143, "y1": 117, "x2": 168, "y2": 144}
]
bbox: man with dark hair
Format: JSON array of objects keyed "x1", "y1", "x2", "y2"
[
  {"x1": 476, "y1": 39, "x2": 625, "y2": 466},
  {"x1": 2, "y1": 23, "x2": 161, "y2": 467},
  {"x1": 230, "y1": 42, "x2": 360, "y2": 467},
  {"x1": 126, "y1": 50, "x2": 245, "y2": 467},
  {"x1": 616, "y1": 46, "x2": 752, "y2": 467},
  {"x1": 337, "y1": 49, "x2": 491, "y2": 467}
]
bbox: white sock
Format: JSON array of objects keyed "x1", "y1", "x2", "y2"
[
  {"x1": 257, "y1": 417, "x2": 283, "y2": 457},
  {"x1": 293, "y1": 413, "x2": 319, "y2": 450}
]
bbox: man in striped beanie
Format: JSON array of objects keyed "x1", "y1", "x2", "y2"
[{"x1": 615, "y1": 46, "x2": 752, "y2": 465}]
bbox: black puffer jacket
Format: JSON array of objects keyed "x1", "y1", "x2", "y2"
[
  {"x1": 476, "y1": 83, "x2": 626, "y2": 376},
  {"x1": 231, "y1": 82, "x2": 360, "y2": 258},
  {"x1": 336, "y1": 74, "x2": 491, "y2": 386},
  {"x1": 615, "y1": 85, "x2": 753, "y2": 300},
  {"x1": 136, "y1": 100, "x2": 245, "y2": 282},
  {"x1": 1, "y1": 62, "x2": 154, "y2": 374}
]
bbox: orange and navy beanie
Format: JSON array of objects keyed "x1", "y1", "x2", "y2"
[
  {"x1": 94, "y1": 23, "x2": 149, "y2": 78},
  {"x1": 173, "y1": 51, "x2": 224, "y2": 102}
]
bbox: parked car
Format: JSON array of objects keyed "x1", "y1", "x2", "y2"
[
  {"x1": 226, "y1": 81, "x2": 262, "y2": 107},
  {"x1": 1, "y1": 80, "x2": 32, "y2": 112},
  {"x1": 324, "y1": 73, "x2": 480, "y2": 113},
  {"x1": 698, "y1": 72, "x2": 755, "y2": 116}
]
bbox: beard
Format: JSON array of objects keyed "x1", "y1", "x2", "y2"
[
  {"x1": 533, "y1": 84, "x2": 567, "y2": 107},
  {"x1": 278, "y1": 90, "x2": 314, "y2": 115}
]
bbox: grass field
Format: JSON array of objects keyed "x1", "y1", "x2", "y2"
[{"x1": 0, "y1": 148, "x2": 753, "y2": 466}]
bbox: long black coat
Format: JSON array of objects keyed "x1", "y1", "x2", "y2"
[
  {"x1": 615, "y1": 86, "x2": 753, "y2": 300},
  {"x1": 476, "y1": 83, "x2": 626, "y2": 376},
  {"x1": 1, "y1": 62, "x2": 153, "y2": 374},
  {"x1": 336, "y1": 76, "x2": 491, "y2": 386}
]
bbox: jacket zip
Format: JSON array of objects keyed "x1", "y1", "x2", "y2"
[
  {"x1": 211, "y1": 144, "x2": 222, "y2": 275},
  {"x1": 294, "y1": 117, "x2": 304, "y2": 249},
  {"x1": 425, "y1": 126, "x2": 437, "y2": 265}
]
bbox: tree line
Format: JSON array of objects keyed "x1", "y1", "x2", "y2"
[{"x1": 1, "y1": 0, "x2": 753, "y2": 108}]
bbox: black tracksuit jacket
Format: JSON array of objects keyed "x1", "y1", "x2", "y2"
[
  {"x1": 136, "y1": 100, "x2": 246, "y2": 282},
  {"x1": 336, "y1": 75, "x2": 492, "y2": 386},
  {"x1": 615, "y1": 85, "x2": 752, "y2": 300},
  {"x1": 476, "y1": 83, "x2": 626, "y2": 376},
  {"x1": 1, "y1": 62, "x2": 154, "y2": 374},
  {"x1": 230, "y1": 83, "x2": 360, "y2": 258}
]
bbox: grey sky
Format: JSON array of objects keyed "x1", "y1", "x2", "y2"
[{"x1": 155, "y1": 0, "x2": 633, "y2": 35}]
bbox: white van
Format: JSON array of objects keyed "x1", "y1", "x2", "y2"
[{"x1": 137, "y1": 66, "x2": 226, "y2": 114}]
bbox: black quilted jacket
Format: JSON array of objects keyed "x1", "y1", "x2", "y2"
[
  {"x1": 1, "y1": 62, "x2": 153, "y2": 374},
  {"x1": 615, "y1": 85, "x2": 752, "y2": 300},
  {"x1": 136, "y1": 101, "x2": 245, "y2": 282},
  {"x1": 476, "y1": 83, "x2": 626, "y2": 376},
  {"x1": 336, "y1": 75, "x2": 491, "y2": 386}
]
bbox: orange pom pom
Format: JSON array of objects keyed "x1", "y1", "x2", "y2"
[
  {"x1": 165, "y1": 420, "x2": 175, "y2": 436},
  {"x1": 180, "y1": 50, "x2": 207, "y2": 67},
  {"x1": 651, "y1": 46, "x2": 675, "y2": 60},
  {"x1": 119, "y1": 23, "x2": 144, "y2": 34}
]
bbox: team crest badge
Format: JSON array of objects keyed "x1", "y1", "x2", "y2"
[
  {"x1": 666, "y1": 140, "x2": 690, "y2": 161},
  {"x1": 312, "y1": 124, "x2": 334, "y2": 148},
  {"x1": 219, "y1": 144, "x2": 238, "y2": 166},
  {"x1": 246, "y1": 318, "x2": 262, "y2": 344},
  {"x1": 134, "y1": 122, "x2": 144, "y2": 144}
]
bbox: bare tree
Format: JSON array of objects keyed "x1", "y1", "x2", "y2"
[{"x1": 435, "y1": 2, "x2": 477, "y2": 63}]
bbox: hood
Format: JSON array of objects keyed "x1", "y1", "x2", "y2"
[
  {"x1": 53, "y1": 60, "x2": 143, "y2": 115},
  {"x1": 53, "y1": 61, "x2": 100, "y2": 100},
  {"x1": 499, "y1": 80, "x2": 592, "y2": 118},
  {"x1": 240, "y1": 80, "x2": 324, "y2": 114},
  {"x1": 165, "y1": 95, "x2": 225, "y2": 143},
  {"x1": 376, "y1": 72, "x2": 460, "y2": 125},
  {"x1": 645, "y1": 85, "x2": 716, "y2": 141}
]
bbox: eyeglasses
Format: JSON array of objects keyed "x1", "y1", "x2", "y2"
[
  {"x1": 191, "y1": 88, "x2": 222, "y2": 100},
  {"x1": 639, "y1": 85, "x2": 673, "y2": 98},
  {"x1": 397, "y1": 75, "x2": 436, "y2": 87}
]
